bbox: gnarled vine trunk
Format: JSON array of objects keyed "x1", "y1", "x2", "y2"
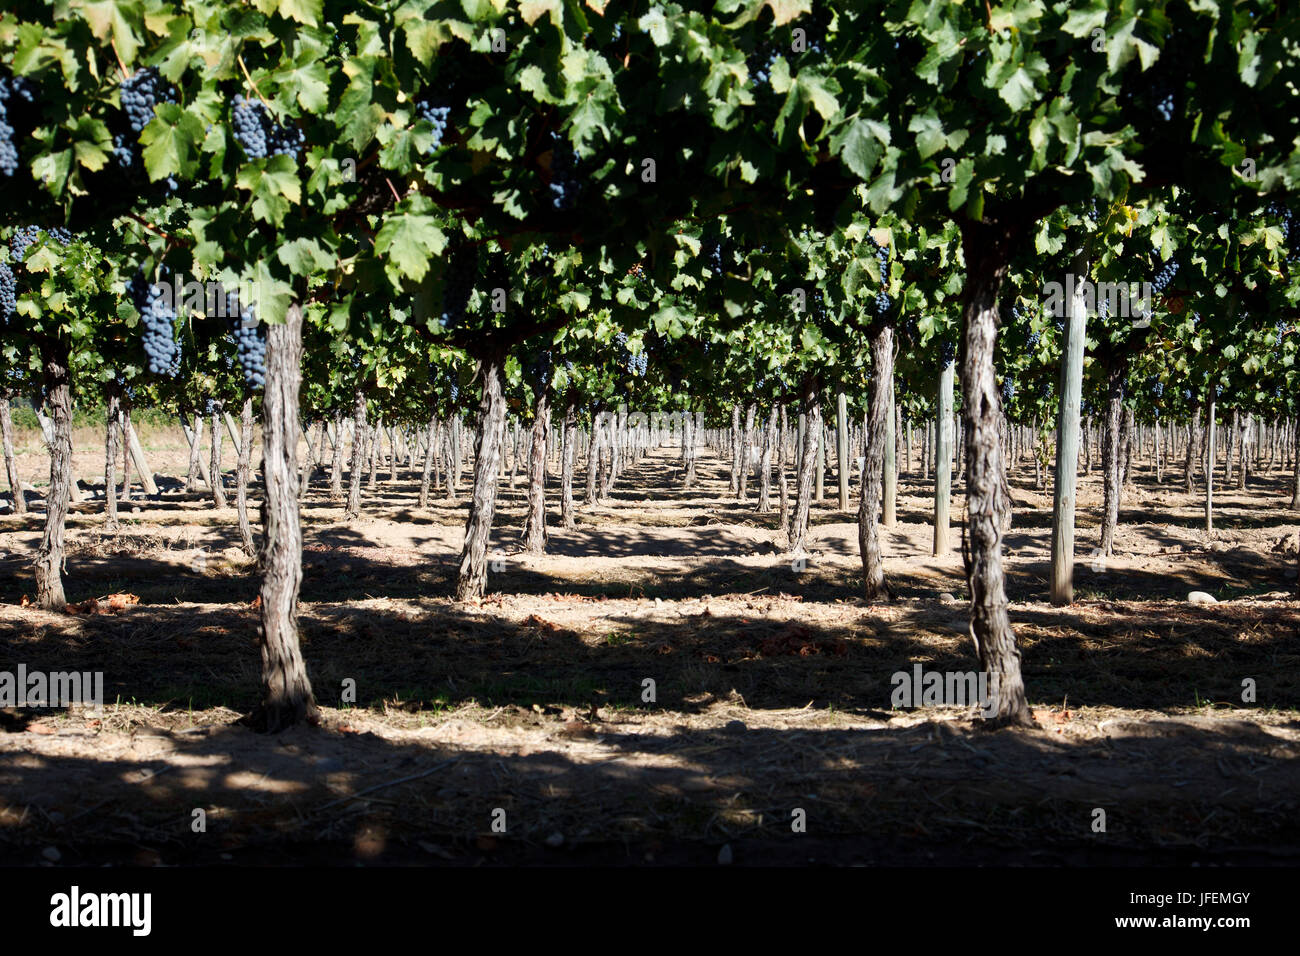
[
  {"x1": 105, "y1": 388, "x2": 121, "y2": 530},
  {"x1": 521, "y1": 389, "x2": 550, "y2": 553},
  {"x1": 1185, "y1": 407, "x2": 1201, "y2": 493},
  {"x1": 777, "y1": 405, "x2": 790, "y2": 532},
  {"x1": 456, "y1": 353, "x2": 507, "y2": 601},
  {"x1": 728, "y1": 404, "x2": 741, "y2": 495},
  {"x1": 250, "y1": 303, "x2": 317, "y2": 732},
  {"x1": 883, "y1": 385, "x2": 897, "y2": 525},
  {"x1": 959, "y1": 222, "x2": 1033, "y2": 728},
  {"x1": 858, "y1": 323, "x2": 894, "y2": 600},
  {"x1": 758, "y1": 404, "x2": 777, "y2": 514},
  {"x1": 345, "y1": 388, "x2": 366, "y2": 521},
  {"x1": 236, "y1": 395, "x2": 256, "y2": 556},
  {"x1": 209, "y1": 402, "x2": 227, "y2": 508},
  {"x1": 0, "y1": 397, "x2": 24, "y2": 515},
  {"x1": 34, "y1": 339, "x2": 73, "y2": 610},
  {"x1": 120, "y1": 406, "x2": 132, "y2": 502},
  {"x1": 788, "y1": 376, "x2": 820, "y2": 554},
  {"x1": 418, "y1": 416, "x2": 437, "y2": 509},
  {"x1": 1290, "y1": 416, "x2": 1300, "y2": 510},
  {"x1": 934, "y1": 359, "x2": 955, "y2": 556},
  {"x1": 185, "y1": 411, "x2": 204, "y2": 493},
  {"x1": 739, "y1": 403, "x2": 756, "y2": 501},
  {"x1": 561, "y1": 398, "x2": 577, "y2": 530},
  {"x1": 329, "y1": 408, "x2": 345, "y2": 500}
]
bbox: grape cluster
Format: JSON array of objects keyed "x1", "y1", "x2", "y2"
[
  {"x1": 869, "y1": 235, "x2": 891, "y2": 316},
  {"x1": 939, "y1": 338, "x2": 957, "y2": 366},
  {"x1": 0, "y1": 75, "x2": 35, "y2": 178},
  {"x1": 0, "y1": 262, "x2": 15, "y2": 323},
  {"x1": 109, "y1": 127, "x2": 178, "y2": 193},
  {"x1": 231, "y1": 94, "x2": 305, "y2": 161},
  {"x1": 112, "y1": 69, "x2": 175, "y2": 177},
  {"x1": 10, "y1": 225, "x2": 71, "y2": 266},
  {"x1": 10, "y1": 225, "x2": 41, "y2": 263},
  {"x1": 705, "y1": 239, "x2": 725, "y2": 276},
  {"x1": 167, "y1": 336, "x2": 183, "y2": 377},
  {"x1": 230, "y1": 323, "x2": 265, "y2": 387},
  {"x1": 747, "y1": 49, "x2": 778, "y2": 88},
  {"x1": 1278, "y1": 208, "x2": 1298, "y2": 268},
  {"x1": 547, "y1": 131, "x2": 579, "y2": 212},
  {"x1": 1151, "y1": 259, "x2": 1179, "y2": 294},
  {"x1": 130, "y1": 269, "x2": 180, "y2": 376},
  {"x1": 612, "y1": 331, "x2": 647, "y2": 376},
  {"x1": 232, "y1": 96, "x2": 267, "y2": 157},
  {"x1": 415, "y1": 98, "x2": 451, "y2": 150},
  {"x1": 0, "y1": 119, "x2": 15, "y2": 176},
  {"x1": 127, "y1": 270, "x2": 151, "y2": 307},
  {"x1": 120, "y1": 68, "x2": 172, "y2": 134},
  {"x1": 440, "y1": 242, "x2": 478, "y2": 329},
  {"x1": 448, "y1": 375, "x2": 460, "y2": 404},
  {"x1": 227, "y1": 299, "x2": 267, "y2": 390},
  {"x1": 525, "y1": 350, "x2": 553, "y2": 388},
  {"x1": 112, "y1": 131, "x2": 137, "y2": 171},
  {"x1": 1155, "y1": 92, "x2": 1176, "y2": 122},
  {"x1": 267, "y1": 116, "x2": 305, "y2": 159}
]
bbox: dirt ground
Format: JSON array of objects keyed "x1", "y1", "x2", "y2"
[{"x1": 2, "y1": 424, "x2": 1299, "y2": 866}]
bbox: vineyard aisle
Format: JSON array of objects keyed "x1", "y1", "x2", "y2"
[
  {"x1": 1, "y1": 0, "x2": 1297, "y2": 881},
  {"x1": 3, "y1": 432, "x2": 1300, "y2": 864}
]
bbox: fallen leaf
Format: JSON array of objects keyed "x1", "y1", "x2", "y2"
[
  {"x1": 105, "y1": 593, "x2": 140, "y2": 611},
  {"x1": 65, "y1": 593, "x2": 140, "y2": 616}
]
